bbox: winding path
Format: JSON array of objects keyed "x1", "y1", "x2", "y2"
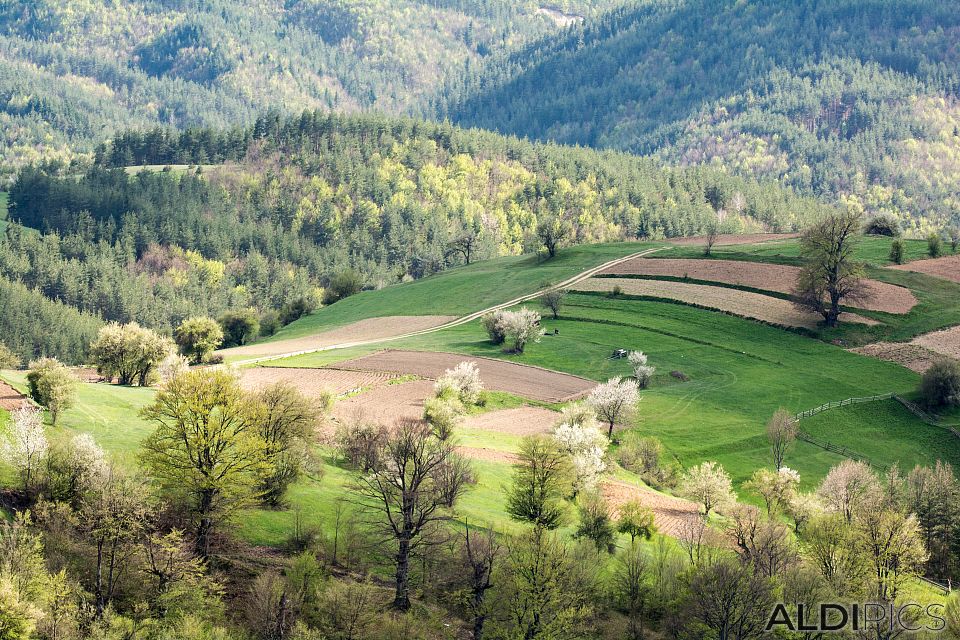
[{"x1": 230, "y1": 246, "x2": 666, "y2": 366}]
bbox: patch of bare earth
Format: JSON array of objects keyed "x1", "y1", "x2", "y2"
[
  {"x1": 601, "y1": 479, "x2": 701, "y2": 538},
  {"x1": 457, "y1": 446, "x2": 519, "y2": 464},
  {"x1": 601, "y1": 258, "x2": 915, "y2": 314},
  {"x1": 462, "y1": 407, "x2": 559, "y2": 436},
  {"x1": 217, "y1": 316, "x2": 456, "y2": 359},
  {"x1": 889, "y1": 254, "x2": 960, "y2": 284},
  {"x1": 912, "y1": 325, "x2": 960, "y2": 361},
  {"x1": 334, "y1": 350, "x2": 595, "y2": 403},
  {"x1": 666, "y1": 233, "x2": 800, "y2": 246},
  {"x1": 0, "y1": 380, "x2": 29, "y2": 411},
  {"x1": 331, "y1": 380, "x2": 435, "y2": 427},
  {"x1": 849, "y1": 343, "x2": 941, "y2": 373},
  {"x1": 572, "y1": 278, "x2": 879, "y2": 328},
  {"x1": 239, "y1": 367, "x2": 401, "y2": 396}
]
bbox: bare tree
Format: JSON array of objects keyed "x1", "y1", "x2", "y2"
[
  {"x1": 354, "y1": 420, "x2": 472, "y2": 610},
  {"x1": 793, "y1": 211, "x2": 866, "y2": 327},
  {"x1": 704, "y1": 224, "x2": 719, "y2": 256},
  {"x1": 766, "y1": 408, "x2": 797, "y2": 470},
  {"x1": 539, "y1": 289, "x2": 567, "y2": 320},
  {"x1": 462, "y1": 523, "x2": 500, "y2": 640},
  {"x1": 449, "y1": 228, "x2": 480, "y2": 265},
  {"x1": 684, "y1": 556, "x2": 776, "y2": 640}
]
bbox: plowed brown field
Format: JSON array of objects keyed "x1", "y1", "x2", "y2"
[
  {"x1": 889, "y1": 254, "x2": 960, "y2": 283},
  {"x1": 218, "y1": 315, "x2": 455, "y2": 359},
  {"x1": 601, "y1": 479, "x2": 701, "y2": 538},
  {"x1": 331, "y1": 379, "x2": 436, "y2": 426},
  {"x1": 572, "y1": 278, "x2": 878, "y2": 328},
  {"x1": 462, "y1": 407, "x2": 559, "y2": 436},
  {"x1": 849, "y1": 343, "x2": 941, "y2": 373},
  {"x1": 0, "y1": 380, "x2": 29, "y2": 411},
  {"x1": 333, "y1": 350, "x2": 595, "y2": 402},
  {"x1": 911, "y1": 325, "x2": 960, "y2": 361},
  {"x1": 600, "y1": 258, "x2": 915, "y2": 314},
  {"x1": 239, "y1": 367, "x2": 402, "y2": 396}
]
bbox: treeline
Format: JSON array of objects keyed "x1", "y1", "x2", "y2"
[
  {"x1": 0, "y1": 0, "x2": 620, "y2": 169},
  {"x1": 0, "y1": 113, "x2": 831, "y2": 361},
  {"x1": 438, "y1": 0, "x2": 960, "y2": 232}
]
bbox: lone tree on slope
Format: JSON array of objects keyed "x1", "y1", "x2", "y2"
[{"x1": 793, "y1": 211, "x2": 866, "y2": 327}]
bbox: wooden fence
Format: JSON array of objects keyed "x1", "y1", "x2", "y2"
[
  {"x1": 794, "y1": 429, "x2": 888, "y2": 472},
  {"x1": 794, "y1": 393, "x2": 894, "y2": 421}
]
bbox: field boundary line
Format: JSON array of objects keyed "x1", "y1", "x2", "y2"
[
  {"x1": 230, "y1": 246, "x2": 668, "y2": 366},
  {"x1": 793, "y1": 392, "x2": 894, "y2": 421}
]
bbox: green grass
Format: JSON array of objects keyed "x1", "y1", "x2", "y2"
[
  {"x1": 663, "y1": 235, "x2": 934, "y2": 266},
  {"x1": 280, "y1": 293, "x2": 943, "y2": 486},
  {"x1": 262, "y1": 242, "x2": 658, "y2": 343},
  {"x1": 800, "y1": 398, "x2": 960, "y2": 471}
]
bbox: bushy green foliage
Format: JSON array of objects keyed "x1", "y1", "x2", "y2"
[
  {"x1": 919, "y1": 359, "x2": 960, "y2": 408},
  {"x1": 174, "y1": 317, "x2": 224, "y2": 364},
  {"x1": 25, "y1": 357, "x2": 76, "y2": 425},
  {"x1": 218, "y1": 310, "x2": 260, "y2": 348},
  {"x1": 889, "y1": 239, "x2": 905, "y2": 264}
]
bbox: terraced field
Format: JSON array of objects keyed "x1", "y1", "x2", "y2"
[
  {"x1": 600, "y1": 258, "x2": 916, "y2": 313},
  {"x1": 571, "y1": 277, "x2": 878, "y2": 328}
]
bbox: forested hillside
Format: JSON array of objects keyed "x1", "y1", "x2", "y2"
[
  {"x1": 0, "y1": 112, "x2": 828, "y2": 361},
  {"x1": 0, "y1": 0, "x2": 618, "y2": 170},
  {"x1": 439, "y1": 0, "x2": 960, "y2": 233}
]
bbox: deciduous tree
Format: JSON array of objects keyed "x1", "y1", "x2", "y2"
[
  {"x1": 140, "y1": 369, "x2": 268, "y2": 556},
  {"x1": 679, "y1": 461, "x2": 735, "y2": 518},
  {"x1": 793, "y1": 211, "x2": 866, "y2": 327},
  {"x1": 26, "y1": 358, "x2": 76, "y2": 426},
  {"x1": 174, "y1": 317, "x2": 224, "y2": 364},
  {"x1": 766, "y1": 408, "x2": 797, "y2": 470},
  {"x1": 587, "y1": 377, "x2": 639, "y2": 439}
]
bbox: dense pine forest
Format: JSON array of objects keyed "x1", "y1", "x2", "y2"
[
  {"x1": 0, "y1": 0, "x2": 621, "y2": 172},
  {"x1": 438, "y1": 0, "x2": 960, "y2": 234},
  {"x1": 0, "y1": 112, "x2": 828, "y2": 362}
]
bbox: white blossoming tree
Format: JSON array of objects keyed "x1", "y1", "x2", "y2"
[
  {"x1": 816, "y1": 460, "x2": 879, "y2": 523},
  {"x1": 500, "y1": 307, "x2": 541, "y2": 354},
  {"x1": 743, "y1": 467, "x2": 801, "y2": 516},
  {"x1": 679, "y1": 461, "x2": 735, "y2": 517},
  {"x1": 627, "y1": 351, "x2": 655, "y2": 389},
  {"x1": 587, "y1": 377, "x2": 640, "y2": 438},
  {"x1": 1, "y1": 407, "x2": 48, "y2": 492},
  {"x1": 553, "y1": 409, "x2": 608, "y2": 494},
  {"x1": 435, "y1": 361, "x2": 484, "y2": 406}
]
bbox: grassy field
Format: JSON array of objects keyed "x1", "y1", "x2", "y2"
[
  {"x1": 275, "y1": 293, "x2": 947, "y2": 487},
  {"x1": 261, "y1": 242, "x2": 658, "y2": 343},
  {"x1": 651, "y1": 238, "x2": 960, "y2": 345}
]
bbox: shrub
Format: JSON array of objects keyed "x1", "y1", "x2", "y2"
[
  {"x1": 218, "y1": 309, "x2": 260, "y2": 347},
  {"x1": 174, "y1": 316, "x2": 224, "y2": 364},
  {"x1": 259, "y1": 310, "x2": 281, "y2": 337},
  {"x1": 0, "y1": 342, "x2": 20, "y2": 369},
  {"x1": 889, "y1": 239, "x2": 905, "y2": 265},
  {"x1": 610, "y1": 285, "x2": 623, "y2": 298},
  {"x1": 864, "y1": 214, "x2": 900, "y2": 237},
  {"x1": 422, "y1": 396, "x2": 463, "y2": 441},
  {"x1": 434, "y1": 361, "x2": 484, "y2": 405},
  {"x1": 539, "y1": 289, "x2": 567, "y2": 320},
  {"x1": 26, "y1": 358, "x2": 77, "y2": 425},
  {"x1": 335, "y1": 420, "x2": 387, "y2": 472},
  {"x1": 928, "y1": 233, "x2": 943, "y2": 258},
  {"x1": 323, "y1": 269, "x2": 363, "y2": 304},
  {"x1": 627, "y1": 351, "x2": 655, "y2": 388},
  {"x1": 480, "y1": 310, "x2": 507, "y2": 345},
  {"x1": 949, "y1": 227, "x2": 960, "y2": 253},
  {"x1": 500, "y1": 307, "x2": 541, "y2": 353},
  {"x1": 919, "y1": 359, "x2": 960, "y2": 408},
  {"x1": 279, "y1": 296, "x2": 317, "y2": 326}
]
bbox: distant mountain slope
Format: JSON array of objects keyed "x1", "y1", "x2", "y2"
[
  {"x1": 440, "y1": 0, "x2": 960, "y2": 233},
  {"x1": 0, "y1": 0, "x2": 618, "y2": 170}
]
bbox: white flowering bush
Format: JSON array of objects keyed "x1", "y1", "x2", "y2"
[
  {"x1": 628, "y1": 351, "x2": 655, "y2": 388},
  {"x1": 1, "y1": 407, "x2": 48, "y2": 491},
  {"x1": 554, "y1": 413, "x2": 609, "y2": 493},
  {"x1": 500, "y1": 307, "x2": 541, "y2": 353},
  {"x1": 67, "y1": 432, "x2": 109, "y2": 492},
  {"x1": 157, "y1": 353, "x2": 190, "y2": 386},
  {"x1": 435, "y1": 361, "x2": 484, "y2": 406}
]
